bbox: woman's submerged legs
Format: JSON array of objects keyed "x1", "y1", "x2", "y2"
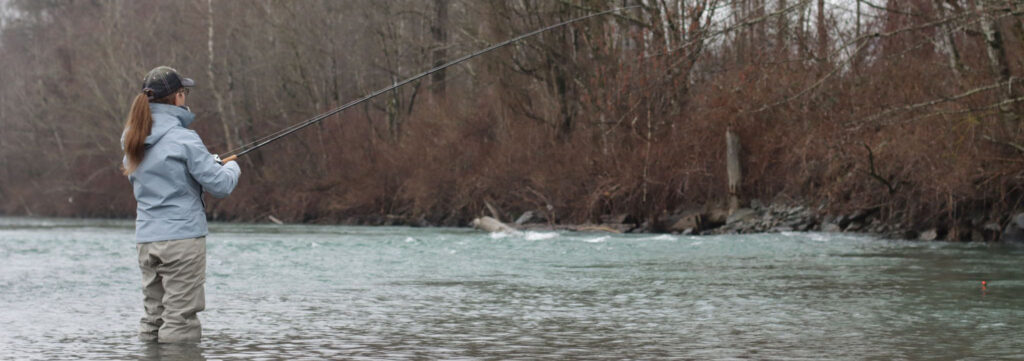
[
  {"x1": 137, "y1": 245, "x2": 165, "y2": 342},
  {"x1": 137, "y1": 237, "x2": 207, "y2": 343}
]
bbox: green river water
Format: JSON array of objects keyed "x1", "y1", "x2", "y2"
[{"x1": 0, "y1": 217, "x2": 1022, "y2": 360}]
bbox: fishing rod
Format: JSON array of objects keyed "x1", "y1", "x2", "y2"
[{"x1": 219, "y1": 5, "x2": 637, "y2": 163}]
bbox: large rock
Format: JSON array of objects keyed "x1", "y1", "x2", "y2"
[
  {"x1": 919, "y1": 228, "x2": 939, "y2": 241},
  {"x1": 1002, "y1": 213, "x2": 1024, "y2": 243},
  {"x1": 667, "y1": 211, "x2": 704, "y2": 233},
  {"x1": 472, "y1": 216, "x2": 520, "y2": 234},
  {"x1": 600, "y1": 213, "x2": 635, "y2": 225},
  {"x1": 849, "y1": 208, "x2": 879, "y2": 224},
  {"x1": 704, "y1": 208, "x2": 729, "y2": 228},
  {"x1": 515, "y1": 211, "x2": 538, "y2": 225},
  {"x1": 726, "y1": 208, "x2": 758, "y2": 225}
]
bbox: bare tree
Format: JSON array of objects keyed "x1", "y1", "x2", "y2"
[
  {"x1": 431, "y1": 0, "x2": 449, "y2": 97},
  {"x1": 207, "y1": 0, "x2": 234, "y2": 151},
  {"x1": 979, "y1": 0, "x2": 1018, "y2": 129}
]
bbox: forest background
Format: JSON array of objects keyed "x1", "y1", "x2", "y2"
[{"x1": 1, "y1": 0, "x2": 1023, "y2": 239}]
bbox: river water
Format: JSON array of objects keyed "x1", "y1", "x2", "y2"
[{"x1": 0, "y1": 217, "x2": 1022, "y2": 360}]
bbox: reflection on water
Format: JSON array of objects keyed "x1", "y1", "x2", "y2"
[
  {"x1": 139, "y1": 343, "x2": 206, "y2": 361},
  {"x1": 1, "y1": 217, "x2": 1023, "y2": 360}
]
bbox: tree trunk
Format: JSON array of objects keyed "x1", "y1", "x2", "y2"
[
  {"x1": 726, "y1": 129, "x2": 743, "y2": 213},
  {"x1": 777, "y1": 0, "x2": 789, "y2": 54},
  {"x1": 980, "y1": 0, "x2": 1018, "y2": 129},
  {"x1": 816, "y1": 0, "x2": 827, "y2": 64},
  {"x1": 935, "y1": 0, "x2": 964, "y2": 81},
  {"x1": 855, "y1": 0, "x2": 860, "y2": 38},
  {"x1": 430, "y1": 0, "x2": 449, "y2": 97},
  {"x1": 207, "y1": 0, "x2": 234, "y2": 151},
  {"x1": 796, "y1": 0, "x2": 809, "y2": 58},
  {"x1": 853, "y1": 0, "x2": 860, "y2": 70},
  {"x1": 555, "y1": 67, "x2": 574, "y2": 139}
]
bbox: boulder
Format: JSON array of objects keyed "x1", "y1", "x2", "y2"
[
  {"x1": 472, "y1": 216, "x2": 520, "y2": 234},
  {"x1": 980, "y1": 222, "x2": 1001, "y2": 241},
  {"x1": 783, "y1": 219, "x2": 803, "y2": 228},
  {"x1": 1002, "y1": 213, "x2": 1024, "y2": 243},
  {"x1": 919, "y1": 228, "x2": 939, "y2": 241},
  {"x1": 635, "y1": 220, "x2": 652, "y2": 233},
  {"x1": 410, "y1": 216, "x2": 430, "y2": 228},
  {"x1": 705, "y1": 208, "x2": 730, "y2": 228},
  {"x1": 836, "y1": 215, "x2": 851, "y2": 229},
  {"x1": 668, "y1": 211, "x2": 704, "y2": 233},
  {"x1": 822, "y1": 222, "x2": 841, "y2": 232},
  {"x1": 849, "y1": 208, "x2": 879, "y2": 223},
  {"x1": 727, "y1": 208, "x2": 758, "y2": 225},
  {"x1": 600, "y1": 213, "x2": 635, "y2": 225},
  {"x1": 515, "y1": 211, "x2": 538, "y2": 225}
]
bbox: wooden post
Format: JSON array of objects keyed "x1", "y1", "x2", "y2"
[{"x1": 726, "y1": 129, "x2": 742, "y2": 213}]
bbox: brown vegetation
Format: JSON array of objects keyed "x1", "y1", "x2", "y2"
[{"x1": 1, "y1": 0, "x2": 1023, "y2": 240}]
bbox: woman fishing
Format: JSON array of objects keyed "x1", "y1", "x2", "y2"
[{"x1": 121, "y1": 66, "x2": 241, "y2": 343}]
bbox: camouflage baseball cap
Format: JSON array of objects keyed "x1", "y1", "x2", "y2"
[{"x1": 142, "y1": 66, "x2": 195, "y2": 100}]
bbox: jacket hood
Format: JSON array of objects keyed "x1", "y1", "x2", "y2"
[{"x1": 146, "y1": 103, "x2": 196, "y2": 146}]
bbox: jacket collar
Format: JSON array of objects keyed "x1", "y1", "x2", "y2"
[{"x1": 150, "y1": 103, "x2": 196, "y2": 128}]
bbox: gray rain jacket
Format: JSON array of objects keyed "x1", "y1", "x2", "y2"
[{"x1": 123, "y1": 103, "x2": 241, "y2": 243}]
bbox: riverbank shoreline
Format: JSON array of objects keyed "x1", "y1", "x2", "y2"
[
  {"x1": 3, "y1": 202, "x2": 1019, "y2": 243},
  {"x1": 496, "y1": 201, "x2": 1019, "y2": 242},
  {"x1": 288, "y1": 200, "x2": 1020, "y2": 243}
]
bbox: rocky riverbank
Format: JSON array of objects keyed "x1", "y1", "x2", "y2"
[
  {"x1": 498, "y1": 200, "x2": 1022, "y2": 243},
  {"x1": 278, "y1": 200, "x2": 1020, "y2": 243}
]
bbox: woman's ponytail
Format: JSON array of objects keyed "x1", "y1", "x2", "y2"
[{"x1": 122, "y1": 92, "x2": 153, "y2": 175}]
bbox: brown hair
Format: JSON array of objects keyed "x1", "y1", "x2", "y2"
[{"x1": 122, "y1": 91, "x2": 177, "y2": 175}]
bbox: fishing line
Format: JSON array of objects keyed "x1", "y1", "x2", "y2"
[{"x1": 219, "y1": 5, "x2": 637, "y2": 162}]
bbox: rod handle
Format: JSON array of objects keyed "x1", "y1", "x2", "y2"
[{"x1": 221, "y1": 155, "x2": 238, "y2": 164}]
